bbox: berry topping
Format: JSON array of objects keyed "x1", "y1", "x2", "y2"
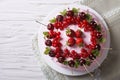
[
  {"x1": 66, "y1": 10, "x2": 74, "y2": 17},
  {"x1": 62, "y1": 21, "x2": 69, "y2": 28},
  {"x1": 67, "y1": 38, "x2": 75, "y2": 46},
  {"x1": 94, "y1": 44, "x2": 101, "y2": 51},
  {"x1": 79, "y1": 12, "x2": 86, "y2": 19},
  {"x1": 79, "y1": 59, "x2": 86, "y2": 66},
  {"x1": 87, "y1": 44, "x2": 95, "y2": 49},
  {"x1": 68, "y1": 60, "x2": 75, "y2": 67},
  {"x1": 55, "y1": 53, "x2": 61, "y2": 58},
  {"x1": 89, "y1": 54, "x2": 96, "y2": 60},
  {"x1": 49, "y1": 30, "x2": 56, "y2": 38},
  {"x1": 66, "y1": 28, "x2": 75, "y2": 37},
  {"x1": 47, "y1": 23, "x2": 54, "y2": 30},
  {"x1": 80, "y1": 48, "x2": 89, "y2": 58},
  {"x1": 43, "y1": 7, "x2": 105, "y2": 68},
  {"x1": 96, "y1": 32, "x2": 102, "y2": 39},
  {"x1": 58, "y1": 56, "x2": 65, "y2": 63},
  {"x1": 75, "y1": 29, "x2": 82, "y2": 38},
  {"x1": 64, "y1": 48, "x2": 70, "y2": 53},
  {"x1": 76, "y1": 38, "x2": 83, "y2": 47},
  {"x1": 49, "y1": 50, "x2": 56, "y2": 57},
  {"x1": 52, "y1": 39, "x2": 62, "y2": 47},
  {"x1": 55, "y1": 47, "x2": 63, "y2": 53},
  {"x1": 56, "y1": 15, "x2": 63, "y2": 22},
  {"x1": 71, "y1": 50, "x2": 77, "y2": 54},
  {"x1": 63, "y1": 48, "x2": 70, "y2": 57},
  {"x1": 71, "y1": 50, "x2": 79, "y2": 59},
  {"x1": 45, "y1": 40, "x2": 52, "y2": 46},
  {"x1": 80, "y1": 52, "x2": 89, "y2": 58},
  {"x1": 90, "y1": 20, "x2": 97, "y2": 27}
]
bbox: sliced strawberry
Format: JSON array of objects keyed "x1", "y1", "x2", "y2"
[
  {"x1": 66, "y1": 28, "x2": 75, "y2": 37},
  {"x1": 66, "y1": 38, "x2": 75, "y2": 46},
  {"x1": 76, "y1": 38, "x2": 83, "y2": 47},
  {"x1": 75, "y1": 29, "x2": 82, "y2": 38}
]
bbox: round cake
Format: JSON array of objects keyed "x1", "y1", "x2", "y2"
[{"x1": 38, "y1": 4, "x2": 110, "y2": 76}]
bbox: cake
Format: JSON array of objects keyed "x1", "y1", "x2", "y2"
[{"x1": 38, "y1": 5, "x2": 110, "y2": 76}]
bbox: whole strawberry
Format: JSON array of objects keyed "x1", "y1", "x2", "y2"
[
  {"x1": 76, "y1": 38, "x2": 83, "y2": 47},
  {"x1": 75, "y1": 29, "x2": 82, "y2": 38},
  {"x1": 66, "y1": 28, "x2": 75, "y2": 37},
  {"x1": 67, "y1": 38, "x2": 75, "y2": 46}
]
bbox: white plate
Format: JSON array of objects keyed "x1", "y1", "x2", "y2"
[{"x1": 38, "y1": 4, "x2": 110, "y2": 76}]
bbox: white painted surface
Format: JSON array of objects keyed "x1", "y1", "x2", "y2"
[
  {"x1": 0, "y1": 0, "x2": 77, "y2": 80},
  {"x1": 0, "y1": 0, "x2": 120, "y2": 80}
]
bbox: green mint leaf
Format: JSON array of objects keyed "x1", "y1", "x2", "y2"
[
  {"x1": 99, "y1": 37, "x2": 106, "y2": 43},
  {"x1": 43, "y1": 32, "x2": 48, "y2": 35},
  {"x1": 49, "y1": 17, "x2": 56, "y2": 23},
  {"x1": 95, "y1": 25, "x2": 102, "y2": 32},
  {"x1": 60, "y1": 9, "x2": 67, "y2": 16},
  {"x1": 92, "y1": 49, "x2": 100, "y2": 56},
  {"x1": 74, "y1": 59, "x2": 80, "y2": 68},
  {"x1": 85, "y1": 13, "x2": 92, "y2": 22},
  {"x1": 72, "y1": 8, "x2": 79, "y2": 13},
  {"x1": 85, "y1": 60, "x2": 91, "y2": 66},
  {"x1": 43, "y1": 32, "x2": 49, "y2": 38},
  {"x1": 66, "y1": 28, "x2": 71, "y2": 34},
  {"x1": 44, "y1": 47, "x2": 50, "y2": 55},
  {"x1": 63, "y1": 61, "x2": 68, "y2": 65}
]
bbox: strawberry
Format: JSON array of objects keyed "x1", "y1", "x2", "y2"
[
  {"x1": 76, "y1": 38, "x2": 83, "y2": 47},
  {"x1": 67, "y1": 38, "x2": 75, "y2": 46},
  {"x1": 66, "y1": 28, "x2": 75, "y2": 37},
  {"x1": 75, "y1": 29, "x2": 82, "y2": 38}
]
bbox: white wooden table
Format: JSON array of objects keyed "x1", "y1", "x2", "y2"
[
  {"x1": 0, "y1": 0, "x2": 77, "y2": 80},
  {"x1": 0, "y1": 0, "x2": 120, "y2": 80}
]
